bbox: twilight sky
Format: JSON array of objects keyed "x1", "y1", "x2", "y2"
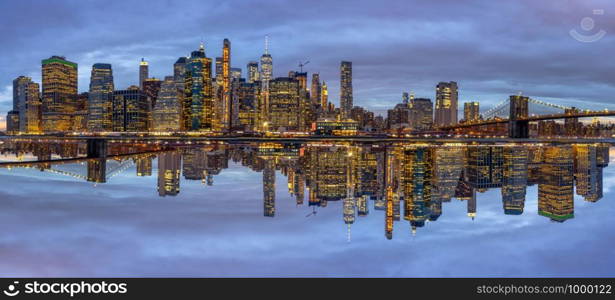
[{"x1": 1, "y1": 0, "x2": 615, "y2": 129}]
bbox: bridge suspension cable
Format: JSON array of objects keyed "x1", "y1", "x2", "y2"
[
  {"x1": 528, "y1": 98, "x2": 572, "y2": 111},
  {"x1": 483, "y1": 99, "x2": 509, "y2": 119}
]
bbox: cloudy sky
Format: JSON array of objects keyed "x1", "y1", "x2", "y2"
[{"x1": 1, "y1": 0, "x2": 614, "y2": 130}]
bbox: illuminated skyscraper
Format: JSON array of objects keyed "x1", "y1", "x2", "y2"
[
  {"x1": 310, "y1": 73, "x2": 321, "y2": 105},
  {"x1": 157, "y1": 152, "x2": 181, "y2": 197},
  {"x1": 432, "y1": 147, "x2": 463, "y2": 203},
  {"x1": 402, "y1": 147, "x2": 432, "y2": 236},
  {"x1": 268, "y1": 77, "x2": 301, "y2": 131},
  {"x1": 112, "y1": 86, "x2": 148, "y2": 131},
  {"x1": 14, "y1": 76, "x2": 41, "y2": 133},
  {"x1": 41, "y1": 56, "x2": 78, "y2": 132},
  {"x1": 259, "y1": 36, "x2": 273, "y2": 128},
  {"x1": 538, "y1": 146, "x2": 574, "y2": 222},
  {"x1": 501, "y1": 146, "x2": 528, "y2": 215},
  {"x1": 237, "y1": 81, "x2": 261, "y2": 131},
  {"x1": 247, "y1": 61, "x2": 259, "y2": 83},
  {"x1": 434, "y1": 81, "x2": 458, "y2": 127},
  {"x1": 88, "y1": 63, "x2": 114, "y2": 131},
  {"x1": 153, "y1": 76, "x2": 182, "y2": 131},
  {"x1": 574, "y1": 144, "x2": 601, "y2": 202},
  {"x1": 222, "y1": 39, "x2": 232, "y2": 131},
  {"x1": 184, "y1": 43, "x2": 216, "y2": 131},
  {"x1": 340, "y1": 61, "x2": 353, "y2": 117},
  {"x1": 321, "y1": 81, "x2": 328, "y2": 109},
  {"x1": 463, "y1": 101, "x2": 480, "y2": 122},
  {"x1": 135, "y1": 157, "x2": 153, "y2": 176},
  {"x1": 263, "y1": 159, "x2": 275, "y2": 217},
  {"x1": 467, "y1": 146, "x2": 503, "y2": 188},
  {"x1": 143, "y1": 78, "x2": 162, "y2": 130},
  {"x1": 139, "y1": 58, "x2": 148, "y2": 89}
]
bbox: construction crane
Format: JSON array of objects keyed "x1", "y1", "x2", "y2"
[{"x1": 298, "y1": 60, "x2": 310, "y2": 72}]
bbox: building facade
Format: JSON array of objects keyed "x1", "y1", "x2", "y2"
[
  {"x1": 41, "y1": 56, "x2": 78, "y2": 132},
  {"x1": 340, "y1": 61, "x2": 353, "y2": 117},
  {"x1": 434, "y1": 81, "x2": 458, "y2": 127},
  {"x1": 87, "y1": 63, "x2": 114, "y2": 131}
]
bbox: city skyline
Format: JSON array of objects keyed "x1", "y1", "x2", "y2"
[{"x1": 1, "y1": 0, "x2": 615, "y2": 130}]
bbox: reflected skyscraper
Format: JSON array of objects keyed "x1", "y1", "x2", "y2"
[
  {"x1": 538, "y1": 146, "x2": 574, "y2": 222},
  {"x1": 574, "y1": 144, "x2": 601, "y2": 202},
  {"x1": 501, "y1": 147, "x2": 528, "y2": 215},
  {"x1": 157, "y1": 152, "x2": 181, "y2": 197},
  {"x1": 135, "y1": 157, "x2": 153, "y2": 176},
  {"x1": 263, "y1": 159, "x2": 276, "y2": 217},
  {"x1": 0, "y1": 140, "x2": 610, "y2": 242},
  {"x1": 403, "y1": 147, "x2": 432, "y2": 235}
]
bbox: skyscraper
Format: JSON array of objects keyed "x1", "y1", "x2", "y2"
[
  {"x1": 41, "y1": 56, "x2": 78, "y2": 132},
  {"x1": 340, "y1": 61, "x2": 353, "y2": 117},
  {"x1": 247, "y1": 61, "x2": 259, "y2": 83},
  {"x1": 231, "y1": 68, "x2": 241, "y2": 81},
  {"x1": 87, "y1": 63, "x2": 114, "y2": 131},
  {"x1": 501, "y1": 146, "x2": 528, "y2": 215},
  {"x1": 321, "y1": 81, "x2": 328, "y2": 109},
  {"x1": 434, "y1": 81, "x2": 458, "y2": 127},
  {"x1": 263, "y1": 159, "x2": 276, "y2": 217},
  {"x1": 143, "y1": 78, "x2": 162, "y2": 130},
  {"x1": 409, "y1": 98, "x2": 433, "y2": 131},
  {"x1": 5, "y1": 111, "x2": 19, "y2": 134},
  {"x1": 173, "y1": 57, "x2": 187, "y2": 83},
  {"x1": 215, "y1": 57, "x2": 223, "y2": 85},
  {"x1": 153, "y1": 76, "x2": 182, "y2": 131},
  {"x1": 139, "y1": 58, "x2": 148, "y2": 89},
  {"x1": 259, "y1": 35, "x2": 273, "y2": 129},
  {"x1": 268, "y1": 77, "x2": 301, "y2": 131},
  {"x1": 222, "y1": 39, "x2": 232, "y2": 131},
  {"x1": 14, "y1": 76, "x2": 41, "y2": 133},
  {"x1": 157, "y1": 152, "x2": 181, "y2": 197},
  {"x1": 463, "y1": 101, "x2": 480, "y2": 122},
  {"x1": 112, "y1": 86, "x2": 148, "y2": 131},
  {"x1": 310, "y1": 73, "x2": 321, "y2": 105},
  {"x1": 538, "y1": 146, "x2": 574, "y2": 222},
  {"x1": 184, "y1": 43, "x2": 216, "y2": 131}
]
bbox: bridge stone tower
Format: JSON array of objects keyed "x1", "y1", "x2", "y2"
[{"x1": 508, "y1": 95, "x2": 529, "y2": 138}]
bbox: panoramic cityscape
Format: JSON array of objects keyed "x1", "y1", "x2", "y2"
[
  {"x1": 1, "y1": 0, "x2": 614, "y2": 282},
  {"x1": 3, "y1": 41, "x2": 615, "y2": 139}
]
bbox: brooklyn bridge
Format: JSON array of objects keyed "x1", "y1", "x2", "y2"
[{"x1": 439, "y1": 95, "x2": 615, "y2": 138}]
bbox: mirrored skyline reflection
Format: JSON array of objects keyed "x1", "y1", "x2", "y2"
[{"x1": 0, "y1": 140, "x2": 614, "y2": 276}]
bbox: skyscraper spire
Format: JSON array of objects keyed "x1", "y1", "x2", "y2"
[{"x1": 264, "y1": 34, "x2": 269, "y2": 55}]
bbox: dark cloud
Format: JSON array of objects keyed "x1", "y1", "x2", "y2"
[{"x1": 0, "y1": 0, "x2": 614, "y2": 119}]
